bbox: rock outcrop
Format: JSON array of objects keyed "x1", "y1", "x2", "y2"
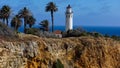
[{"x1": 0, "y1": 34, "x2": 120, "y2": 68}]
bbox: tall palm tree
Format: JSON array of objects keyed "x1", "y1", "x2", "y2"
[
  {"x1": 11, "y1": 15, "x2": 22, "y2": 31},
  {"x1": 0, "y1": 9, "x2": 2, "y2": 21},
  {"x1": 27, "y1": 16, "x2": 36, "y2": 28},
  {"x1": 45, "y1": 2, "x2": 58, "y2": 32},
  {"x1": 40, "y1": 20, "x2": 49, "y2": 31},
  {"x1": 18, "y1": 7, "x2": 31, "y2": 32},
  {"x1": 1, "y1": 5, "x2": 11, "y2": 26}
]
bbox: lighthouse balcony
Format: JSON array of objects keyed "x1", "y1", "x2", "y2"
[{"x1": 66, "y1": 11, "x2": 73, "y2": 14}]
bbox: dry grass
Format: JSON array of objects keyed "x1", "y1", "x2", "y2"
[
  {"x1": 24, "y1": 36, "x2": 120, "y2": 68},
  {"x1": 74, "y1": 44, "x2": 120, "y2": 68},
  {"x1": 72, "y1": 37, "x2": 120, "y2": 68},
  {"x1": 1, "y1": 34, "x2": 119, "y2": 68}
]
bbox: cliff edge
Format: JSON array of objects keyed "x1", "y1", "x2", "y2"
[{"x1": 0, "y1": 34, "x2": 120, "y2": 68}]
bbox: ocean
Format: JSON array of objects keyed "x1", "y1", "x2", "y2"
[{"x1": 18, "y1": 26, "x2": 120, "y2": 36}]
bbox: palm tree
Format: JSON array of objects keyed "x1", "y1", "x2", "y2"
[
  {"x1": 11, "y1": 15, "x2": 22, "y2": 31},
  {"x1": 0, "y1": 9, "x2": 2, "y2": 21},
  {"x1": 27, "y1": 16, "x2": 36, "y2": 28},
  {"x1": 18, "y1": 7, "x2": 31, "y2": 32},
  {"x1": 40, "y1": 20, "x2": 49, "y2": 31},
  {"x1": 45, "y1": 2, "x2": 58, "y2": 32},
  {"x1": 1, "y1": 5, "x2": 11, "y2": 26}
]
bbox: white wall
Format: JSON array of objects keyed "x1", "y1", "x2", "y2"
[{"x1": 66, "y1": 8, "x2": 73, "y2": 31}]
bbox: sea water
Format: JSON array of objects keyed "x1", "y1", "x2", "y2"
[{"x1": 18, "y1": 26, "x2": 120, "y2": 36}]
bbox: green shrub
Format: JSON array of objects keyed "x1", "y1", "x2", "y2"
[
  {"x1": 25, "y1": 28, "x2": 59, "y2": 38},
  {"x1": 89, "y1": 32, "x2": 103, "y2": 37},
  {"x1": 62, "y1": 27, "x2": 86, "y2": 37},
  {"x1": 25, "y1": 28, "x2": 39, "y2": 35},
  {"x1": 104, "y1": 34, "x2": 110, "y2": 37},
  {"x1": 52, "y1": 59, "x2": 64, "y2": 68},
  {"x1": 62, "y1": 30, "x2": 82, "y2": 37},
  {"x1": 111, "y1": 35, "x2": 120, "y2": 40},
  {"x1": 0, "y1": 22, "x2": 16, "y2": 37},
  {"x1": 80, "y1": 32, "x2": 88, "y2": 36},
  {"x1": 94, "y1": 32, "x2": 100, "y2": 37}
]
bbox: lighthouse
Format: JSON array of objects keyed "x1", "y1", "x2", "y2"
[{"x1": 65, "y1": 5, "x2": 73, "y2": 31}]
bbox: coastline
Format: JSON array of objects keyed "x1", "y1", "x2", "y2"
[{"x1": 18, "y1": 25, "x2": 120, "y2": 36}]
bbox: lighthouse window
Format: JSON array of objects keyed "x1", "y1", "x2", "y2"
[{"x1": 66, "y1": 15, "x2": 71, "y2": 17}]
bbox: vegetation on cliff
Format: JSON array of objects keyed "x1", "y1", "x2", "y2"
[
  {"x1": 0, "y1": 1, "x2": 120, "y2": 68},
  {"x1": 0, "y1": 18, "x2": 120, "y2": 68},
  {"x1": 0, "y1": 22, "x2": 16, "y2": 38},
  {"x1": 0, "y1": 34, "x2": 119, "y2": 68}
]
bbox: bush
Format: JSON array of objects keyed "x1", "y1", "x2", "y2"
[
  {"x1": 94, "y1": 32, "x2": 102, "y2": 37},
  {"x1": 87, "y1": 32, "x2": 103, "y2": 37},
  {"x1": 80, "y1": 32, "x2": 88, "y2": 36},
  {"x1": 104, "y1": 34, "x2": 110, "y2": 37},
  {"x1": 62, "y1": 29, "x2": 86, "y2": 37},
  {"x1": 111, "y1": 35, "x2": 120, "y2": 40},
  {"x1": 52, "y1": 59, "x2": 64, "y2": 68},
  {"x1": 25, "y1": 28, "x2": 59, "y2": 38},
  {"x1": 0, "y1": 22, "x2": 16, "y2": 37},
  {"x1": 25, "y1": 28, "x2": 39, "y2": 35},
  {"x1": 67, "y1": 30, "x2": 81, "y2": 37}
]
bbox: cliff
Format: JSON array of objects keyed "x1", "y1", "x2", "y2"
[{"x1": 0, "y1": 34, "x2": 120, "y2": 68}]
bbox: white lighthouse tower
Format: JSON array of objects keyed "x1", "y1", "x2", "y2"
[{"x1": 65, "y1": 5, "x2": 73, "y2": 31}]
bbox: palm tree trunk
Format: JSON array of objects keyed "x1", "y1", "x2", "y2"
[
  {"x1": 51, "y1": 11, "x2": 54, "y2": 32},
  {"x1": 6, "y1": 18, "x2": 8, "y2": 26},
  {"x1": 15, "y1": 23, "x2": 17, "y2": 32},
  {"x1": 29, "y1": 24, "x2": 32, "y2": 28},
  {"x1": 46, "y1": 27, "x2": 49, "y2": 31},
  {"x1": 24, "y1": 18, "x2": 27, "y2": 33},
  {"x1": 3, "y1": 18, "x2": 5, "y2": 24}
]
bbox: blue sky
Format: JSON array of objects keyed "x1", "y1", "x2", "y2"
[{"x1": 0, "y1": 0, "x2": 120, "y2": 26}]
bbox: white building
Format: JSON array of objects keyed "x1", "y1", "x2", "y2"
[{"x1": 65, "y1": 5, "x2": 73, "y2": 31}]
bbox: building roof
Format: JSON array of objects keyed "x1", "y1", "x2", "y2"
[{"x1": 54, "y1": 30, "x2": 62, "y2": 34}]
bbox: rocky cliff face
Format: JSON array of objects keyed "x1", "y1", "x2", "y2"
[{"x1": 0, "y1": 34, "x2": 120, "y2": 68}]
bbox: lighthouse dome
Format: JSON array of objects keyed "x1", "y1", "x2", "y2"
[
  {"x1": 66, "y1": 5, "x2": 72, "y2": 14},
  {"x1": 67, "y1": 5, "x2": 71, "y2": 9}
]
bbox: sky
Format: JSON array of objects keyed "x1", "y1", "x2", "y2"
[{"x1": 0, "y1": 0, "x2": 120, "y2": 26}]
